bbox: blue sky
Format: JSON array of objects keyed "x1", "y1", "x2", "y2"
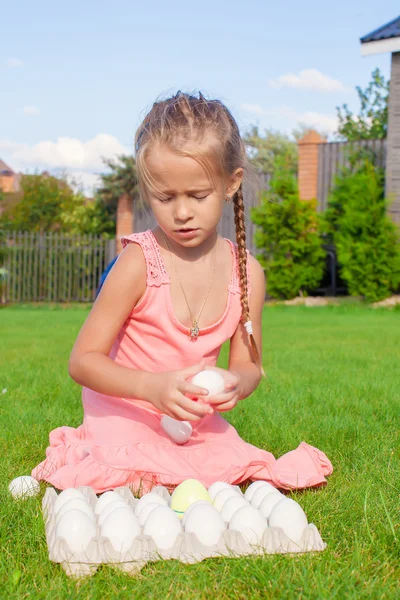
[{"x1": 1, "y1": 0, "x2": 398, "y2": 193}]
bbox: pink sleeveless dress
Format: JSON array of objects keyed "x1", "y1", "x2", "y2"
[{"x1": 32, "y1": 229, "x2": 333, "y2": 494}]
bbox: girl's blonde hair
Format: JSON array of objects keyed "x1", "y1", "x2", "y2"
[{"x1": 134, "y1": 90, "x2": 264, "y2": 375}]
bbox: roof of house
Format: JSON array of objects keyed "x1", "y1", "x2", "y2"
[
  {"x1": 361, "y1": 15, "x2": 400, "y2": 43},
  {"x1": 0, "y1": 158, "x2": 15, "y2": 175}
]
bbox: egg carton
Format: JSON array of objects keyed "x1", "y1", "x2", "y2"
[{"x1": 42, "y1": 486, "x2": 326, "y2": 579}]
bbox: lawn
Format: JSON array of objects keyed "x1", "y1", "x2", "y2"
[{"x1": 0, "y1": 304, "x2": 399, "y2": 599}]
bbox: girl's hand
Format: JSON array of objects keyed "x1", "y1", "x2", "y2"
[
  {"x1": 146, "y1": 361, "x2": 214, "y2": 422},
  {"x1": 202, "y1": 366, "x2": 241, "y2": 412}
]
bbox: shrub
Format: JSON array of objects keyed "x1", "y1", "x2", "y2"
[
  {"x1": 251, "y1": 167, "x2": 326, "y2": 299},
  {"x1": 324, "y1": 158, "x2": 400, "y2": 302}
]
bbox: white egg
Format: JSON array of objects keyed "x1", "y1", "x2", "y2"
[
  {"x1": 56, "y1": 509, "x2": 96, "y2": 553},
  {"x1": 229, "y1": 505, "x2": 268, "y2": 545},
  {"x1": 56, "y1": 498, "x2": 95, "y2": 524},
  {"x1": 220, "y1": 495, "x2": 249, "y2": 523},
  {"x1": 251, "y1": 484, "x2": 279, "y2": 509},
  {"x1": 268, "y1": 498, "x2": 308, "y2": 544},
  {"x1": 98, "y1": 499, "x2": 128, "y2": 527},
  {"x1": 182, "y1": 501, "x2": 213, "y2": 527},
  {"x1": 244, "y1": 481, "x2": 276, "y2": 503},
  {"x1": 143, "y1": 505, "x2": 182, "y2": 550},
  {"x1": 54, "y1": 488, "x2": 86, "y2": 514},
  {"x1": 207, "y1": 481, "x2": 233, "y2": 501},
  {"x1": 161, "y1": 416, "x2": 193, "y2": 445},
  {"x1": 8, "y1": 476, "x2": 40, "y2": 499},
  {"x1": 100, "y1": 506, "x2": 141, "y2": 553},
  {"x1": 184, "y1": 504, "x2": 226, "y2": 546},
  {"x1": 191, "y1": 370, "x2": 225, "y2": 396},
  {"x1": 137, "y1": 502, "x2": 161, "y2": 528},
  {"x1": 94, "y1": 491, "x2": 122, "y2": 515},
  {"x1": 213, "y1": 487, "x2": 241, "y2": 511},
  {"x1": 135, "y1": 492, "x2": 168, "y2": 517},
  {"x1": 259, "y1": 492, "x2": 285, "y2": 520}
]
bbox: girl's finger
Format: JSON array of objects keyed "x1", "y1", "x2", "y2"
[
  {"x1": 179, "y1": 382, "x2": 209, "y2": 398},
  {"x1": 179, "y1": 361, "x2": 206, "y2": 379},
  {"x1": 206, "y1": 391, "x2": 236, "y2": 405},
  {"x1": 177, "y1": 393, "x2": 214, "y2": 418}
]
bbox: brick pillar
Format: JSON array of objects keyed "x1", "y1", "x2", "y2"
[
  {"x1": 116, "y1": 193, "x2": 133, "y2": 254},
  {"x1": 298, "y1": 130, "x2": 326, "y2": 201},
  {"x1": 386, "y1": 52, "x2": 400, "y2": 224}
]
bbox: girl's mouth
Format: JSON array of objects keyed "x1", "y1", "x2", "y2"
[{"x1": 175, "y1": 228, "x2": 199, "y2": 238}]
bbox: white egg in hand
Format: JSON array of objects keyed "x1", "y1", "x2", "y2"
[
  {"x1": 184, "y1": 504, "x2": 226, "y2": 546},
  {"x1": 143, "y1": 506, "x2": 182, "y2": 550},
  {"x1": 259, "y1": 492, "x2": 284, "y2": 520},
  {"x1": 98, "y1": 499, "x2": 128, "y2": 527},
  {"x1": 94, "y1": 491, "x2": 123, "y2": 515},
  {"x1": 56, "y1": 509, "x2": 96, "y2": 553},
  {"x1": 100, "y1": 507, "x2": 141, "y2": 553},
  {"x1": 244, "y1": 481, "x2": 276, "y2": 503},
  {"x1": 56, "y1": 498, "x2": 96, "y2": 524},
  {"x1": 220, "y1": 495, "x2": 249, "y2": 523},
  {"x1": 8, "y1": 476, "x2": 40, "y2": 499},
  {"x1": 135, "y1": 492, "x2": 168, "y2": 517},
  {"x1": 207, "y1": 481, "x2": 234, "y2": 501},
  {"x1": 251, "y1": 484, "x2": 279, "y2": 509},
  {"x1": 212, "y1": 487, "x2": 241, "y2": 511},
  {"x1": 229, "y1": 505, "x2": 268, "y2": 545},
  {"x1": 268, "y1": 498, "x2": 308, "y2": 545},
  {"x1": 54, "y1": 488, "x2": 86, "y2": 514},
  {"x1": 191, "y1": 370, "x2": 225, "y2": 396}
]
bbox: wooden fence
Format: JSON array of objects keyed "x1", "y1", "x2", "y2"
[
  {"x1": 133, "y1": 173, "x2": 271, "y2": 257},
  {"x1": 317, "y1": 138, "x2": 387, "y2": 211},
  {"x1": 0, "y1": 231, "x2": 116, "y2": 303}
]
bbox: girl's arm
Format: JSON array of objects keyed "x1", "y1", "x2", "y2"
[
  {"x1": 68, "y1": 242, "x2": 211, "y2": 420},
  {"x1": 206, "y1": 254, "x2": 265, "y2": 410}
]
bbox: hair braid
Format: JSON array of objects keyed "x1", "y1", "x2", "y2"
[{"x1": 233, "y1": 184, "x2": 265, "y2": 377}]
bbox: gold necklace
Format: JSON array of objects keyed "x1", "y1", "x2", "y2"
[{"x1": 162, "y1": 231, "x2": 217, "y2": 340}]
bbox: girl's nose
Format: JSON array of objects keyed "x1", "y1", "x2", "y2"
[{"x1": 174, "y1": 197, "x2": 193, "y2": 222}]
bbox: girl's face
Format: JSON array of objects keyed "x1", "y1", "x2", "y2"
[{"x1": 145, "y1": 142, "x2": 242, "y2": 248}]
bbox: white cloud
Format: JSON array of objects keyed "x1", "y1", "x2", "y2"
[
  {"x1": 0, "y1": 133, "x2": 130, "y2": 171},
  {"x1": 68, "y1": 171, "x2": 102, "y2": 196},
  {"x1": 269, "y1": 69, "x2": 347, "y2": 93},
  {"x1": 6, "y1": 57, "x2": 23, "y2": 68},
  {"x1": 23, "y1": 106, "x2": 40, "y2": 115},
  {"x1": 241, "y1": 103, "x2": 338, "y2": 135}
]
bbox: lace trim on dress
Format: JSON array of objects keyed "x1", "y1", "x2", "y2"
[{"x1": 121, "y1": 231, "x2": 170, "y2": 287}]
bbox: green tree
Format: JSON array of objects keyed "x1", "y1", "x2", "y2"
[
  {"x1": 251, "y1": 161, "x2": 326, "y2": 299},
  {"x1": 0, "y1": 172, "x2": 115, "y2": 236},
  {"x1": 336, "y1": 68, "x2": 389, "y2": 141},
  {"x1": 97, "y1": 155, "x2": 139, "y2": 210},
  {"x1": 242, "y1": 126, "x2": 298, "y2": 176},
  {"x1": 324, "y1": 158, "x2": 400, "y2": 302}
]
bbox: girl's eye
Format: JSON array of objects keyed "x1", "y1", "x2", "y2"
[
  {"x1": 158, "y1": 197, "x2": 172, "y2": 203},
  {"x1": 194, "y1": 195, "x2": 208, "y2": 201}
]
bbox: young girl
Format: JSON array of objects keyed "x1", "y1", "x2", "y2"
[{"x1": 32, "y1": 91, "x2": 332, "y2": 494}]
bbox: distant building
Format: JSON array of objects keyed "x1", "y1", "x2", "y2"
[{"x1": 0, "y1": 159, "x2": 21, "y2": 193}]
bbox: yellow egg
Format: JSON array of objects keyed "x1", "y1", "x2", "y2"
[{"x1": 170, "y1": 479, "x2": 211, "y2": 518}]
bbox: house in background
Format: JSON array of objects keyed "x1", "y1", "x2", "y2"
[
  {"x1": 361, "y1": 14, "x2": 400, "y2": 222},
  {"x1": 0, "y1": 158, "x2": 21, "y2": 194}
]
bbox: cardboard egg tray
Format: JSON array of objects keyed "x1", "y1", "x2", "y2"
[{"x1": 42, "y1": 485, "x2": 326, "y2": 579}]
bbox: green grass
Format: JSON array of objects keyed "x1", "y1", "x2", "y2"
[{"x1": 1, "y1": 304, "x2": 399, "y2": 599}]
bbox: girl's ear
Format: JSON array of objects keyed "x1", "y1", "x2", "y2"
[{"x1": 226, "y1": 168, "x2": 244, "y2": 198}]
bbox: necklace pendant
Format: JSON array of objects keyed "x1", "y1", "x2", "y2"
[{"x1": 189, "y1": 322, "x2": 199, "y2": 340}]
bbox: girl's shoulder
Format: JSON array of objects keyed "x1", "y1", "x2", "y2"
[{"x1": 121, "y1": 230, "x2": 169, "y2": 287}]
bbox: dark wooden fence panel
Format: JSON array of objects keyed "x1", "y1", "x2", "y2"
[
  {"x1": 317, "y1": 139, "x2": 387, "y2": 211},
  {"x1": 0, "y1": 232, "x2": 116, "y2": 303}
]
